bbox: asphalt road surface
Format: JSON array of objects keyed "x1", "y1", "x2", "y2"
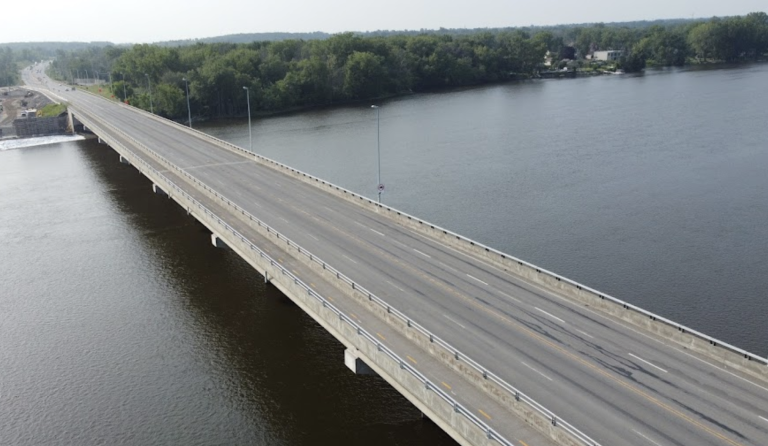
[{"x1": 23, "y1": 65, "x2": 768, "y2": 446}]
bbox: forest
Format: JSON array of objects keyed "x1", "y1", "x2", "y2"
[{"x1": 29, "y1": 12, "x2": 768, "y2": 120}]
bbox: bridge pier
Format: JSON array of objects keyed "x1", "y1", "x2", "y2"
[
  {"x1": 152, "y1": 183, "x2": 168, "y2": 197},
  {"x1": 210, "y1": 233, "x2": 229, "y2": 249},
  {"x1": 119, "y1": 155, "x2": 131, "y2": 165},
  {"x1": 344, "y1": 348, "x2": 375, "y2": 375}
]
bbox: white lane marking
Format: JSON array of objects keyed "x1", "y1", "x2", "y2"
[
  {"x1": 183, "y1": 160, "x2": 253, "y2": 170},
  {"x1": 497, "y1": 290, "x2": 522, "y2": 304},
  {"x1": 444, "y1": 314, "x2": 466, "y2": 329},
  {"x1": 413, "y1": 249, "x2": 431, "y2": 258},
  {"x1": 760, "y1": 416, "x2": 768, "y2": 423},
  {"x1": 466, "y1": 274, "x2": 488, "y2": 286},
  {"x1": 370, "y1": 228, "x2": 385, "y2": 236},
  {"x1": 353, "y1": 220, "x2": 366, "y2": 227},
  {"x1": 342, "y1": 254, "x2": 358, "y2": 265},
  {"x1": 308, "y1": 234, "x2": 319, "y2": 241},
  {"x1": 408, "y1": 229, "x2": 467, "y2": 257},
  {"x1": 629, "y1": 353, "x2": 668, "y2": 373},
  {"x1": 680, "y1": 350, "x2": 768, "y2": 393},
  {"x1": 438, "y1": 261, "x2": 459, "y2": 273},
  {"x1": 252, "y1": 202, "x2": 261, "y2": 207},
  {"x1": 390, "y1": 238, "x2": 410, "y2": 249},
  {"x1": 279, "y1": 217, "x2": 288, "y2": 223},
  {"x1": 386, "y1": 280, "x2": 406, "y2": 292},
  {"x1": 535, "y1": 307, "x2": 565, "y2": 324},
  {"x1": 632, "y1": 429, "x2": 664, "y2": 446},
  {"x1": 576, "y1": 329, "x2": 595, "y2": 339},
  {"x1": 521, "y1": 361, "x2": 553, "y2": 381}
]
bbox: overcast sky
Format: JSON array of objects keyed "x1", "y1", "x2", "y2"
[{"x1": 1, "y1": 0, "x2": 765, "y2": 44}]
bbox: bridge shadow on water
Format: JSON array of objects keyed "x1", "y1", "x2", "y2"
[{"x1": 79, "y1": 138, "x2": 457, "y2": 445}]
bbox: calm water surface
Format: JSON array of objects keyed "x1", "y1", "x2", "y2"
[
  {"x1": 0, "y1": 142, "x2": 452, "y2": 444},
  {"x1": 2, "y1": 63, "x2": 767, "y2": 445}
]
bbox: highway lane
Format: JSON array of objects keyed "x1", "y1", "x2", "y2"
[{"x1": 26, "y1": 70, "x2": 768, "y2": 445}]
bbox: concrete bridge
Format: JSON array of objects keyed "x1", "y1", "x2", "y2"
[{"x1": 24, "y1": 66, "x2": 768, "y2": 446}]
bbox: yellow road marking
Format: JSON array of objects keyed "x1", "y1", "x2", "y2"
[
  {"x1": 518, "y1": 441, "x2": 530, "y2": 446},
  {"x1": 310, "y1": 283, "x2": 316, "y2": 288},
  {"x1": 278, "y1": 258, "x2": 283, "y2": 263},
  {"x1": 350, "y1": 313, "x2": 359, "y2": 320},
  {"x1": 327, "y1": 296, "x2": 334, "y2": 302},
  {"x1": 406, "y1": 355, "x2": 418, "y2": 365},
  {"x1": 478, "y1": 409, "x2": 492, "y2": 420},
  {"x1": 376, "y1": 333, "x2": 386, "y2": 341},
  {"x1": 441, "y1": 381, "x2": 452, "y2": 390}
]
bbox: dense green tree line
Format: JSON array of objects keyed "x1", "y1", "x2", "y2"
[
  {"x1": 52, "y1": 31, "x2": 550, "y2": 118},
  {"x1": 45, "y1": 12, "x2": 767, "y2": 120},
  {"x1": 0, "y1": 48, "x2": 18, "y2": 88}
]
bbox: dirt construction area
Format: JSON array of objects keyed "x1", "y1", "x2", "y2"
[{"x1": 0, "y1": 87, "x2": 54, "y2": 138}]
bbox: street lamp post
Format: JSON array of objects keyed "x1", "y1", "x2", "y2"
[
  {"x1": 145, "y1": 73, "x2": 153, "y2": 113},
  {"x1": 183, "y1": 77, "x2": 192, "y2": 128},
  {"x1": 371, "y1": 105, "x2": 382, "y2": 203},
  {"x1": 243, "y1": 86, "x2": 252, "y2": 152}
]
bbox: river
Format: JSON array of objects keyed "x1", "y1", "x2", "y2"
[{"x1": 2, "y1": 63, "x2": 766, "y2": 444}]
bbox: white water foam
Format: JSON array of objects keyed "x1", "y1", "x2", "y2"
[{"x1": 0, "y1": 134, "x2": 85, "y2": 151}]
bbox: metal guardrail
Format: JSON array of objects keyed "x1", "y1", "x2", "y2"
[
  {"x1": 71, "y1": 105, "x2": 601, "y2": 446},
  {"x1": 74, "y1": 110, "x2": 518, "y2": 446},
  {"x1": 120, "y1": 98, "x2": 767, "y2": 367}
]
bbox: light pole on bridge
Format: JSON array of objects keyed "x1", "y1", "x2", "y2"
[
  {"x1": 243, "y1": 86, "x2": 252, "y2": 152},
  {"x1": 371, "y1": 105, "x2": 383, "y2": 203}
]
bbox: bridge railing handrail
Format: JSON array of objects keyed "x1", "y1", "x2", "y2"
[
  {"x1": 74, "y1": 110, "x2": 517, "y2": 446},
  {"x1": 99, "y1": 94, "x2": 768, "y2": 366},
  {"x1": 71, "y1": 104, "x2": 600, "y2": 446}
]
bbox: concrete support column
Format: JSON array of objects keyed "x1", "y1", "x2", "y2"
[
  {"x1": 66, "y1": 110, "x2": 74, "y2": 134},
  {"x1": 210, "y1": 233, "x2": 229, "y2": 249},
  {"x1": 152, "y1": 183, "x2": 167, "y2": 196},
  {"x1": 344, "y1": 348, "x2": 375, "y2": 375},
  {"x1": 119, "y1": 155, "x2": 130, "y2": 165}
]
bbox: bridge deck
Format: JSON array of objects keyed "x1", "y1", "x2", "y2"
[{"x1": 26, "y1": 67, "x2": 768, "y2": 446}]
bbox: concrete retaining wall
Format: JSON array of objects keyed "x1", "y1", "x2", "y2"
[{"x1": 13, "y1": 115, "x2": 68, "y2": 137}]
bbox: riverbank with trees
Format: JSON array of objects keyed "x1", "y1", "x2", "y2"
[{"x1": 41, "y1": 12, "x2": 767, "y2": 120}]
